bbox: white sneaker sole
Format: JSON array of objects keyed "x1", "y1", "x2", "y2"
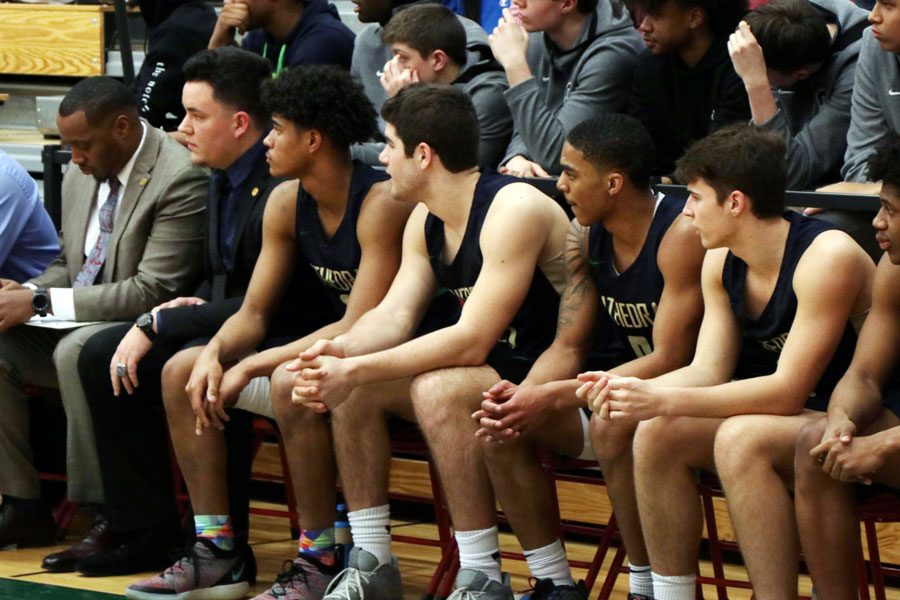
[{"x1": 125, "y1": 581, "x2": 250, "y2": 600}]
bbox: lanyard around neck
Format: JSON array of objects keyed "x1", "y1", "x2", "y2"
[{"x1": 262, "y1": 42, "x2": 287, "y2": 76}]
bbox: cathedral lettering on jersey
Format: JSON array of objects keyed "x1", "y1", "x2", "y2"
[
  {"x1": 759, "y1": 332, "x2": 789, "y2": 353},
  {"x1": 311, "y1": 266, "x2": 357, "y2": 292},
  {"x1": 600, "y1": 296, "x2": 658, "y2": 330}
]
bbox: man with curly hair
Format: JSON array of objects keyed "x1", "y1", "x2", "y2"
[{"x1": 124, "y1": 65, "x2": 414, "y2": 600}]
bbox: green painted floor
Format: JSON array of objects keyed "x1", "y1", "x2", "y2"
[{"x1": 0, "y1": 579, "x2": 122, "y2": 599}]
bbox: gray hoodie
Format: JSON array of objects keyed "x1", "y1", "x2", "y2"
[
  {"x1": 842, "y1": 27, "x2": 900, "y2": 182},
  {"x1": 502, "y1": 0, "x2": 643, "y2": 173},
  {"x1": 350, "y1": 6, "x2": 510, "y2": 167},
  {"x1": 756, "y1": 0, "x2": 869, "y2": 189}
]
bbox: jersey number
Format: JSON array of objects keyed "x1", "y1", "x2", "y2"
[{"x1": 628, "y1": 335, "x2": 652, "y2": 358}]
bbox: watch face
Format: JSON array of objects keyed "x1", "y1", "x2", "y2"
[
  {"x1": 137, "y1": 313, "x2": 153, "y2": 328},
  {"x1": 33, "y1": 291, "x2": 49, "y2": 310}
]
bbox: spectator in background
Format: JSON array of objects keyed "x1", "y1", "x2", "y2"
[
  {"x1": 208, "y1": 0, "x2": 355, "y2": 74},
  {"x1": 133, "y1": 0, "x2": 216, "y2": 131},
  {"x1": 350, "y1": 0, "x2": 490, "y2": 165},
  {"x1": 627, "y1": 0, "x2": 750, "y2": 178},
  {"x1": 490, "y1": 0, "x2": 643, "y2": 177},
  {"x1": 380, "y1": 4, "x2": 512, "y2": 168},
  {"x1": 0, "y1": 150, "x2": 58, "y2": 283},
  {"x1": 841, "y1": 0, "x2": 900, "y2": 184},
  {"x1": 730, "y1": 0, "x2": 869, "y2": 190}
]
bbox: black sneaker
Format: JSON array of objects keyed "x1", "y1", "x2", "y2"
[{"x1": 523, "y1": 578, "x2": 588, "y2": 600}]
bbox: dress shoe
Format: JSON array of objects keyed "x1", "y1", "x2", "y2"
[
  {"x1": 0, "y1": 501, "x2": 56, "y2": 549},
  {"x1": 76, "y1": 527, "x2": 184, "y2": 577},
  {"x1": 42, "y1": 515, "x2": 112, "y2": 572}
]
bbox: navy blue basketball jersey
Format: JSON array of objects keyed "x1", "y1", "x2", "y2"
[
  {"x1": 291, "y1": 161, "x2": 388, "y2": 325},
  {"x1": 586, "y1": 195, "x2": 683, "y2": 367},
  {"x1": 722, "y1": 212, "x2": 858, "y2": 410},
  {"x1": 424, "y1": 171, "x2": 561, "y2": 361}
]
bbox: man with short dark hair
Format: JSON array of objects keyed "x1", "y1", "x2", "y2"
[
  {"x1": 209, "y1": 0, "x2": 355, "y2": 73},
  {"x1": 577, "y1": 124, "x2": 874, "y2": 598},
  {"x1": 0, "y1": 76, "x2": 207, "y2": 550},
  {"x1": 729, "y1": 0, "x2": 869, "y2": 189},
  {"x1": 489, "y1": 0, "x2": 643, "y2": 176},
  {"x1": 380, "y1": 3, "x2": 512, "y2": 168},
  {"x1": 126, "y1": 65, "x2": 413, "y2": 600},
  {"x1": 350, "y1": 0, "x2": 491, "y2": 165},
  {"x1": 627, "y1": 0, "x2": 750, "y2": 177},
  {"x1": 55, "y1": 48, "x2": 277, "y2": 577},
  {"x1": 794, "y1": 135, "x2": 900, "y2": 599},
  {"x1": 471, "y1": 114, "x2": 705, "y2": 599},
  {"x1": 291, "y1": 83, "x2": 569, "y2": 600}
]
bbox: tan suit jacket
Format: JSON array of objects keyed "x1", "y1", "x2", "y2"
[{"x1": 30, "y1": 122, "x2": 208, "y2": 321}]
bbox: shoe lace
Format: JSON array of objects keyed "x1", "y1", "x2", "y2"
[
  {"x1": 447, "y1": 584, "x2": 490, "y2": 600},
  {"x1": 324, "y1": 566, "x2": 372, "y2": 600},
  {"x1": 270, "y1": 558, "x2": 313, "y2": 596}
]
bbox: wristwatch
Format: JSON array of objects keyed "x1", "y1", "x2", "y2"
[
  {"x1": 31, "y1": 288, "x2": 50, "y2": 317},
  {"x1": 135, "y1": 312, "x2": 156, "y2": 342}
]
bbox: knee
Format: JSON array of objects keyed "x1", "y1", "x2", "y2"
[
  {"x1": 161, "y1": 351, "x2": 194, "y2": 408},
  {"x1": 589, "y1": 416, "x2": 636, "y2": 466},
  {"x1": 713, "y1": 416, "x2": 767, "y2": 480},
  {"x1": 270, "y1": 362, "x2": 295, "y2": 415},
  {"x1": 794, "y1": 418, "x2": 828, "y2": 486},
  {"x1": 410, "y1": 371, "x2": 472, "y2": 432},
  {"x1": 633, "y1": 416, "x2": 683, "y2": 469}
]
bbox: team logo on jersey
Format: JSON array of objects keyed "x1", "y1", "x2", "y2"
[
  {"x1": 311, "y1": 265, "x2": 357, "y2": 293},
  {"x1": 600, "y1": 296, "x2": 658, "y2": 330},
  {"x1": 759, "y1": 332, "x2": 789, "y2": 353}
]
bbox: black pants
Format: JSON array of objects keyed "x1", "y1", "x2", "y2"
[{"x1": 79, "y1": 324, "x2": 254, "y2": 542}]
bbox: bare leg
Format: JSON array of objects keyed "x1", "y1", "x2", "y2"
[
  {"x1": 794, "y1": 417, "x2": 858, "y2": 600},
  {"x1": 482, "y1": 408, "x2": 583, "y2": 550},
  {"x1": 162, "y1": 346, "x2": 228, "y2": 515},
  {"x1": 330, "y1": 379, "x2": 414, "y2": 511},
  {"x1": 271, "y1": 362, "x2": 335, "y2": 530},
  {"x1": 714, "y1": 413, "x2": 819, "y2": 600},
  {"x1": 589, "y1": 415, "x2": 648, "y2": 567},
  {"x1": 633, "y1": 416, "x2": 720, "y2": 575},
  {"x1": 795, "y1": 409, "x2": 900, "y2": 599},
  {"x1": 410, "y1": 366, "x2": 501, "y2": 531}
]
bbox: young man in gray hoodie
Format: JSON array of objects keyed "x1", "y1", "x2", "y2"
[
  {"x1": 489, "y1": 0, "x2": 643, "y2": 177},
  {"x1": 841, "y1": 0, "x2": 900, "y2": 184},
  {"x1": 380, "y1": 3, "x2": 512, "y2": 168},
  {"x1": 350, "y1": 0, "x2": 491, "y2": 164},
  {"x1": 730, "y1": 0, "x2": 869, "y2": 190}
]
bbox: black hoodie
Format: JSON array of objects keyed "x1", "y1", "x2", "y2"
[{"x1": 134, "y1": 0, "x2": 217, "y2": 130}]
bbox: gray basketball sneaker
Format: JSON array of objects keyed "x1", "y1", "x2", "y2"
[
  {"x1": 447, "y1": 569, "x2": 514, "y2": 600},
  {"x1": 322, "y1": 547, "x2": 402, "y2": 600}
]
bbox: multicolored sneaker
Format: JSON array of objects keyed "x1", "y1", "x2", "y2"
[
  {"x1": 521, "y1": 578, "x2": 587, "y2": 600},
  {"x1": 447, "y1": 570, "x2": 513, "y2": 600},
  {"x1": 124, "y1": 538, "x2": 250, "y2": 600},
  {"x1": 627, "y1": 594, "x2": 652, "y2": 600},
  {"x1": 252, "y1": 554, "x2": 339, "y2": 599},
  {"x1": 322, "y1": 547, "x2": 402, "y2": 600}
]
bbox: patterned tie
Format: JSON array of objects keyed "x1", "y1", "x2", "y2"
[{"x1": 74, "y1": 177, "x2": 120, "y2": 288}]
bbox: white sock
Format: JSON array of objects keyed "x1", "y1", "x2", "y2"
[
  {"x1": 455, "y1": 527, "x2": 502, "y2": 583},
  {"x1": 628, "y1": 563, "x2": 653, "y2": 596},
  {"x1": 525, "y1": 539, "x2": 574, "y2": 587},
  {"x1": 348, "y1": 505, "x2": 392, "y2": 566},
  {"x1": 652, "y1": 572, "x2": 695, "y2": 600}
]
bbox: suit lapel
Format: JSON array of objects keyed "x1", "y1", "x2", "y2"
[
  {"x1": 105, "y1": 125, "x2": 162, "y2": 280},
  {"x1": 231, "y1": 156, "x2": 271, "y2": 262}
]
